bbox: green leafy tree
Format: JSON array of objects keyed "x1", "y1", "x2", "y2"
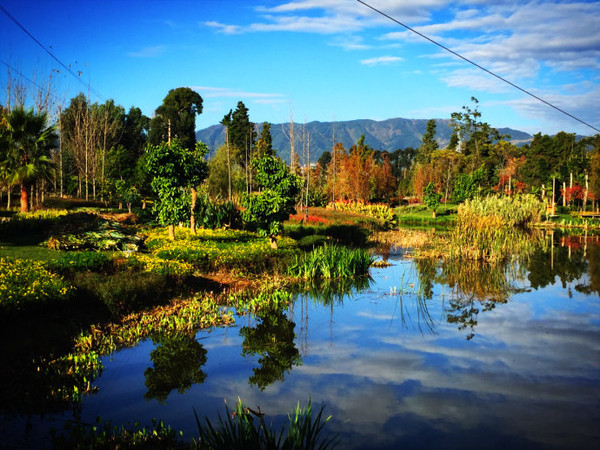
[
  {"x1": 0, "y1": 107, "x2": 57, "y2": 212},
  {"x1": 148, "y1": 87, "x2": 203, "y2": 150},
  {"x1": 145, "y1": 139, "x2": 208, "y2": 239},
  {"x1": 229, "y1": 101, "x2": 255, "y2": 157},
  {"x1": 115, "y1": 179, "x2": 141, "y2": 213},
  {"x1": 451, "y1": 167, "x2": 485, "y2": 203},
  {"x1": 242, "y1": 155, "x2": 301, "y2": 248},
  {"x1": 423, "y1": 181, "x2": 442, "y2": 218}
]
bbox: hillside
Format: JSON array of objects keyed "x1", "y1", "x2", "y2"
[{"x1": 196, "y1": 117, "x2": 533, "y2": 163}]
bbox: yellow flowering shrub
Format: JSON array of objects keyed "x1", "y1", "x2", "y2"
[{"x1": 0, "y1": 257, "x2": 73, "y2": 312}]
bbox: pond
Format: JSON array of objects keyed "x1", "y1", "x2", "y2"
[{"x1": 2, "y1": 231, "x2": 600, "y2": 449}]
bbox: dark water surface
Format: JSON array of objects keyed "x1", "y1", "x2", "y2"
[{"x1": 2, "y1": 236, "x2": 600, "y2": 449}]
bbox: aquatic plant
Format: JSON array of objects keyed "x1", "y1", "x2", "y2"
[
  {"x1": 72, "y1": 294, "x2": 234, "y2": 356},
  {"x1": 457, "y1": 194, "x2": 544, "y2": 228},
  {"x1": 0, "y1": 257, "x2": 73, "y2": 313},
  {"x1": 289, "y1": 244, "x2": 374, "y2": 280},
  {"x1": 228, "y1": 289, "x2": 292, "y2": 316},
  {"x1": 51, "y1": 417, "x2": 186, "y2": 449},
  {"x1": 194, "y1": 399, "x2": 338, "y2": 450},
  {"x1": 448, "y1": 195, "x2": 546, "y2": 263}
]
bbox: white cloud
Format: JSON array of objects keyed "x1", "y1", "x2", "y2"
[
  {"x1": 190, "y1": 86, "x2": 286, "y2": 101},
  {"x1": 360, "y1": 55, "x2": 403, "y2": 66},
  {"x1": 127, "y1": 45, "x2": 166, "y2": 58},
  {"x1": 204, "y1": 21, "x2": 242, "y2": 34}
]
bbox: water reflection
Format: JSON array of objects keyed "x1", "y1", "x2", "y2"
[
  {"x1": 240, "y1": 310, "x2": 301, "y2": 390},
  {"x1": 526, "y1": 231, "x2": 600, "y2": 296},
  {"x1": 144, "y1": 335, "x2": 207, "y2": 403},
  {"x1": 292, "y1": 276, "x2": 372, "y2": 306},
  {"x1": 2, "y1": 230, "x2": 599, "y2": 449}
]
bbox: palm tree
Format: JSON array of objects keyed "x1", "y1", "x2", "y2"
[{"x1": 0, "y1": 107, "x2": 58, "y2": 212}]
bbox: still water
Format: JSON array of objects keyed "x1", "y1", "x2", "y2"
[{"x1": 3, "y1": 235, "x2": 600, "y2": 449}]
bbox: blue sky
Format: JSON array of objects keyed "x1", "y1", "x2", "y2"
[{"x1": 1, "y1": 0, "x2": 599, "y2": 137}]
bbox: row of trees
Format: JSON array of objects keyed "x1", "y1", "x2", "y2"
[
  {"x1": 2, "y1": 86, "x2": 600, "y2": 221},
  {"x1": 403, "y1": 98, "x2": 600, "y2": 208}
]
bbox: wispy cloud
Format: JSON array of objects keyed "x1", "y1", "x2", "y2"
[
  {"x1": 190, "y1": 86, "x2": 286, "y2": 102},
  {"x1": 360, "y1": 55, "x2": 403, "y2": 66},
  {"x1": 204, "y1": 21, "x2": 242, "y2": 34},
  {"x1": 127, "y1": 45, "x2": 167, "y2": 58}
]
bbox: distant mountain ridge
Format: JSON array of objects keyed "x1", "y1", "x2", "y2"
[{"x1": 196, "y1": 117, "x2": 533, "y2": 163}]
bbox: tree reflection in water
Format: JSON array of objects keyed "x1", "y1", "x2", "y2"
[
  {"x1": 240, "y1": 310, "x2": 301, "y2": 391},
  {"x1": 412, "y1": 230, "x2": 600, "y2": 339},
  {"x1": 526, "y1": 231, "x2": 600, "y2": 297},
  {"x1": 144, "y1": 334, "x2": 207, "y2": 403}
]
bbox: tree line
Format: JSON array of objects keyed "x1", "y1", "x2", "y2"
[{"x1": 2, "y1": 84, "x2": 600, "y2": 222}]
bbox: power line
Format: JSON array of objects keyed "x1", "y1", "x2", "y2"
[
  {"x1": 0, "y1": 3, "x2": 105, "y2": 101},
  {"x1": 0, "y1": 58, "x2": 64, "y2": 104},
  {"x1": 357, "y1": 0, "x2": 600, "y2": 134}
]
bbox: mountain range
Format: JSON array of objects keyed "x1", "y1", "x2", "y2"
[{"x1": 196, "y1": 117, "x2": 533, "y2": 163}]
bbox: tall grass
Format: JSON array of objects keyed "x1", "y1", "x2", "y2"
[
  {"x1": 288, "y1": 244, "x2": 374, "y2": 279},
  {"x1": 448, "y1": 195, "x2": 546, "y2": 264}
]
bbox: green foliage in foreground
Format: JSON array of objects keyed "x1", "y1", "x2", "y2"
[
  {"x1": 289, "y1": 245, "x2": 374, "y2": 280},
  {"x1": 195, "y1": 399, "x2": 338, "y2": 450}
]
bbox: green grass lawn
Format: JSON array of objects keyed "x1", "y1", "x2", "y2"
[
  {"x1": 395, "y1": 204, "x2": 458, "y2": 226},
  {"x1": 0, "y1": 232, "x2": 61, "y2": 262}
]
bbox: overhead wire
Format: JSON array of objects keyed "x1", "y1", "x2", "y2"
[
  {"x1": 0, "y1": 3, "x2": 106, "y2": 101},
  {"x1": 356, "y1": 0, "x2": 599, "y2": 134},
  {"x1": 0, "y1": 58, "x2": 65, "y2": 104}
]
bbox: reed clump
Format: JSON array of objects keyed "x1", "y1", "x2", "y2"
[
  {"x1": 288, "y1": 244, "x2": 374, "y2": 280},
  {"x1": 449, "y1": 195, "x2": 546, "y2": 264},
  {"x1": 194, "y1": 399, "x2": 338, "y2": 450}
]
